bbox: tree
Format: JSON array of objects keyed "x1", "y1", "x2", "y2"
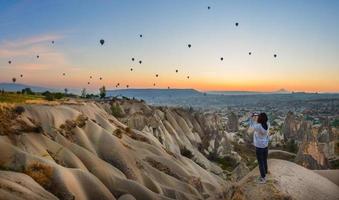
[
  {"x1": 21, "y1": 88, "x2": 34, "y2": 95},
  {"x1": 99, "y1": 86, "x2": 106, "y2": 99},
  {"x1": 81, "y1": 88, "x2": 87, "y2": 98}
]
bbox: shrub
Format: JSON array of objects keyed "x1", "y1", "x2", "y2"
[
  {"x1": 125, "y1": 127, "x2": 131, "y2": 133},
  {"x1": 285, "y1": 139, "x2": 298, "y2": 154},
  {"x1": 111, "y1": 104, "x2": 124, "y2": 118},
  {"x1": 44, "y1": 93, "x2": 54, "y2": 101},
  {"x1": 113, "y1": 129, "x2": 123, "y2": 138},
  {"x1": 24, "y1": 162, "x2": 53, "y2": 189},
  {"x1": 13, "y1": 106, "x2": 25, "y2": 115},
  {"x1": 180, "y1": 147, "x2": 193, "y2": 159}
]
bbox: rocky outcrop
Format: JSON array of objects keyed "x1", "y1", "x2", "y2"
[
  {"x1": 282, "y1": 111, "x2": 301, "y2": 141},
  {"x1": 226, "y1": 112, "x2": 238, "y2": 132},
  {"x1": 115, "y1": 99, "x2": 235, "y2": 172},
  {"x1": 227, "y1": 159, "x2": 339, "y2": 200},
  {"x1": 296, "y1": 140, "x2": 330, "y2": 170}
]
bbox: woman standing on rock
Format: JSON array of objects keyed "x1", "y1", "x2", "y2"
[{"x1": 249, "y1": 112, "x2": 269, "y2": 184}]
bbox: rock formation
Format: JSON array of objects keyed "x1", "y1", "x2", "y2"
[{"x1": 0, "y1": 102, "x2": 230, "y2": 199}]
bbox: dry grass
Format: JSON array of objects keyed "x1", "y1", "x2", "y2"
[
  {"x1": 145, "y1": 158, "x2": 181, "y2": 180},
  {"x1": 113, "y1": 129, "x2": 123, "y2": 139},
  {"x1": 24, "y1": 162, "x2": 53, "y2": 189},
  {"x1": 0, "y1": 93, "x2": 43, "y2": 103},
  {"x1": 0, "y1": 104, "x2": 42, "y2": 135}
]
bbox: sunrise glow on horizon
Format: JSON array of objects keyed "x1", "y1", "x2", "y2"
[{"x1": 1, "y1": 1, "x2": 339, "y2": 93}]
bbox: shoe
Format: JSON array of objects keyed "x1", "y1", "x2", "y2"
[{"x1": 257, "y1": 177, "x2": 266, "y2": 184}]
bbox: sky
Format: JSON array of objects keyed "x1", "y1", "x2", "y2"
[{"x1": 0, "y1": 0, "x2": 339, "y2": 92}]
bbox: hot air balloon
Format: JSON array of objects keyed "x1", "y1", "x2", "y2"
[
  {"x1": 52, "y1": 41, "x2": 55, "y2": 44},
  {"x1": 132, "y1": 58, "x2": 135, "y2": 61},
  {"x1": 274, "y1": 54, "x2": 277, "y2": 58},
  {"x1": 139, "y1": 60, "x2": 142, "y2": 64},
  {"x1": 155, "y1": 74, "x2": 159, "y2": 77},
  {"x1": 208, "y1": 6, "x2": 211, "y2": 10},
  {"x1": 126, "y1": 85, "x2": 129, "y2": 88},
  {"x1": 20, "y1": 74, "x2": 23, "y2": 78},
  {"x1": 8, "y1": 60, "x2": 11, "y2": 64},
  {"x1": 249, "y1": 52, "x2": 252, "y2": 55},
  {"x1": 235, "y1": 22, "x2": 239, "y2": 27},
  {"x1": 220, "y1": 57, "x2": 224, "y2": 61},
  {"x1": 90, "y1": 76, "x2": 92, "y2": 79},
  {"x1": 62, "y1": 73, "x2": 66, "y2": 76},
  {"x1": 153, "y1": 83, "x2": 156, "y2": 86},
  {"x1": 99, "y1": 77, "x2": 103, "y2": 80},
  {"x1": 12, "y1": 77, "x2": 16, "y2": 83},
  {"x1": 88, "y1": 82, "x2": 90, "y2": 85},
  {"x1": 130, "y1": 68, "x2": 133, "y2": 71},
  {"x1": 100, "y1": 39, "x2": 105, "y2": 45},
  {"x1": 139, "y1": 34, "x2": 143, "y2": 38},
  {"x1": 188, "y1": 44, "x2": 192, "y2": 48},
  {"x1": 37, "y1": 55, "x2": 39, "y2": 59},
  {"x1": 187, "y1": 76, "x2": 190, "y2": 79},
  {"x1": 117, "y1": 83, "x2": 120, "y2": 86},
  {"x1": 167, "y1": 86, "x2": 170, "y2": 89},
  {"x1": 175, "y1": 69, "x2": 178, "y2": 73}
]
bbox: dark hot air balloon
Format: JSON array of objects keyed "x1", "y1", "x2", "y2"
[
  {"x1": 99, "y1": 77, "x2": 102, "y2": 80},
  {"x1": 249, "y1": 52, "x2": 252, "y2": 55},
  {"x1": 139, "y1": 34, "x2": 143, "y2": 38},
  {"x1": 274, "y1": 54, "x2": 277, "y2": 58},
  {"x1": 126, "y1": 85, "x2": 129, "y2": 88},
  {"x1": 37, "y1": 55, "x2": 39, "y2": 59},
  {"x1": 52, "y1": 41, "x2": 54, "y2": 44},
  {"x1": 12, "y1": 77, "x2": 16, "y2": 83},
  {"x1": 88, "y1": 82, "x2": 90, "y2": 85},
  {"x1": 100, "y1": 39, "x2": 105, "y2": 45},
  {"x1": 8, "y1": 60, "x2": 11, "y2": 64},
  {"x1": 130, "y1": 68, "x2": 133, "y2": 71},
  {"x1": 20, "y1": 74, "x2": 23, "y2": 78},
  {"x1": 208, "y1": 6, "x2": 211, "y2": 10},
  {"x1": 220, "y1": 57, "x2": 224, "y2": 61},
  {"x1": 62, "y1": 73, "x2": 66, "y2": 76},
  {"x1": 139, "y1": 60, "x2": 142, "y2": 64},
  {"x1": 153, "y1": 83, "x2": 156, "y2": 86},
  {"x1": 187, "y1": 76, "x2": 190, "y2": 79},
  {"x1": 175, "y1": 69, "x2": 178, "y2": 73},
  {"x1": 90, "y1": 76, "x2": 92, "y2": 79},
  {"x1": 155, "y1": 74, "x2": 159, "y2": 77},
  {"x1": 235, "y1": 22, "x2": 239, "y2": 26},
  {"x1": 132, "y1": 58, "x2": 135, "y2": 61},
  {"x1": 188, "y1": 44, "x2": 191, "y2": 48}
]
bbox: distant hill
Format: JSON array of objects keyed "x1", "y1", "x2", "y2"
[
  {"x1": 274, "y1": 88, "x2": 290, "y2": 94},
  {"x1": 0, "y1": 83, "x2": 80, "y2": 94},
  {"x1": 107, "y1": 88, "x2": 202, "y2": 99},
  {"x1": 208, "y1": 89, "x2": 290, "y2": 95},
  {"x1": 0, "y1": 83, "x2": 53, "y2": 93}
]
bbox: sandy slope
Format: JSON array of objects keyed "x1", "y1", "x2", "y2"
[
  {"x1": 313, "y1": 170, "x2": 339, "y2": 186},
  {"x1": 229, "y1": 159, "x2": 339, "y2": 200}
]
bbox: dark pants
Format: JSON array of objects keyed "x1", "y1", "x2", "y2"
[{"x1": 256, "y1": 147, "x2": 268, "y2": 178}]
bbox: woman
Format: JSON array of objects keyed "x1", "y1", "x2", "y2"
[{"x1": 249, "y1": 112, "x2": 269, "y2": 184}]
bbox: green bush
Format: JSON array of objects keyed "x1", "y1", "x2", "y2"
[
  {"x1": 111, "y1": 104, "x2": 124, "y2": 118},
  {"x1": 284, "y1": 139, "x2": 298, "y2": 154}
]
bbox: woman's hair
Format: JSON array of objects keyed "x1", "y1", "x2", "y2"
[{"x1": 257, "y1": 113, "x2": 268, "y2": 130}]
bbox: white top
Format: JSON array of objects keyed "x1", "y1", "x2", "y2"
[{"x1": 249, "y1": 118, "x2": 269, "y2": 148}]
